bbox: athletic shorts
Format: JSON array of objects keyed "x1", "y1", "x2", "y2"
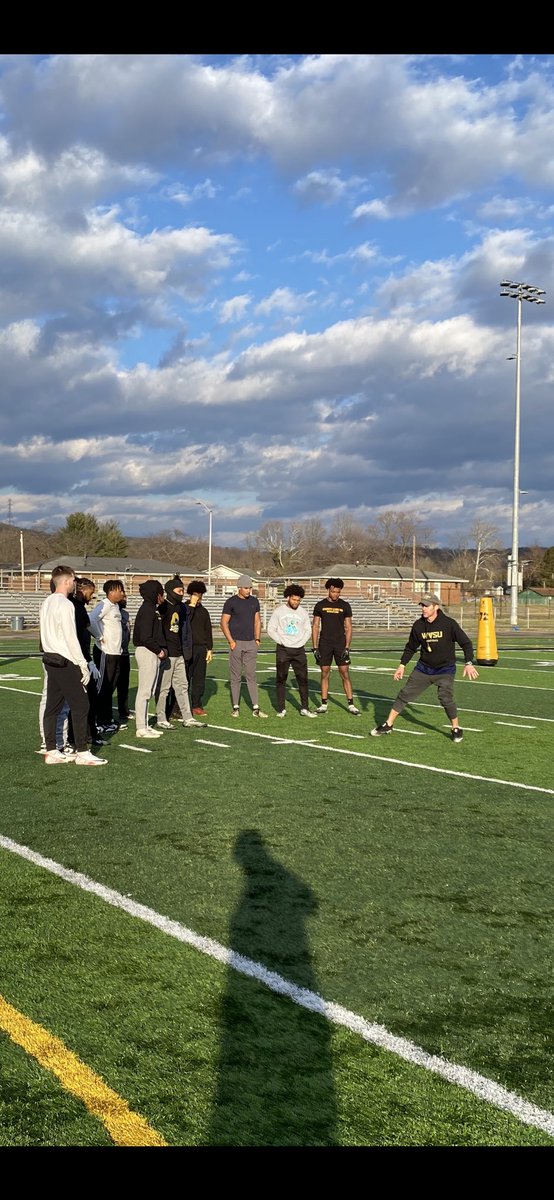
[{"x1": 318, "y1": 641, "x2": 346, "y2": 667}]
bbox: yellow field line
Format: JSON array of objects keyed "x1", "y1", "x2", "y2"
[{"x1": 0, "y1": 993, "x2": 167, "y2": 1146}]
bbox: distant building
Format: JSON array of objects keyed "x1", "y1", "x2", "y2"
[{"x1": 265, "y1": 563, "x2": 468, "y2": 605}]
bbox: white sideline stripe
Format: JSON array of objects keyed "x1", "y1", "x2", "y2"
[
  {"x1": 210, "y1": 725, "x2": 554, "y2": 795},
  {"x1": 118, "y1": 744, "x2": 153, "y2": 754},
  {"x1": 495, "y1": 722, "x2": 536, "y2": 729},
  {"x1": 0, "y1": 834, "x2": 551, "y2": 1140},
  {"x1": 197, "y1": 739, "x2": 230, "y2": 748}
]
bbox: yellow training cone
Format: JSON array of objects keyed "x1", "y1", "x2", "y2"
[{"x1": 476, "y1": 595, "x2": 498, "y2": 666}]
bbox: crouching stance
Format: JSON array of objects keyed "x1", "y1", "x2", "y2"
[{"x1": 371, "y1": 593, "x2": 479, "y2": 743}]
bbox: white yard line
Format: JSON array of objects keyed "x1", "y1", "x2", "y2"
[
  {"x1": 118, "y1": 744, "x2": 153, "y2": 754},
  {"x1": 495, "y1": 722, "x2": 536, "y2": 729},
  {"x1": 2, "y1": 682, "x2": 551, "y2": 782},
  {"x1": 196, "y1": 739, "x2": 230, "y2": 748},
  {"x1": 209, "y1": 724, "x2": 554, "y2": 796},
  {"x1": 443, "y1": 726, "x2": 483, "y2": 732},
  {"x1": 329, "y1": 731, "x2": 365, "y2": 739},
  {"x1": 0, "y1": 834, "x2": 551, "y2": 1140}
]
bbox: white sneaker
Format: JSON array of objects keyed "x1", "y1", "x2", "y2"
[
  {"x1": 156, "y1": 721, "x2": 174, "y2": 729},
  {"x1": 44, "y1": 749, "x2": 74, "y2": 765},
  {"x1": 348, "y1": 703, "x2": 361, "y2": 716},
  {"x1": 36, "y1": 745, "x2": 48, "y2": 755},
  {"x1": 317, "y1": 703, "x2": 328, "y2": 713},
  {"x1": 74, "y1": 750, "x2": 108, "y2": 766},
  {"x1": 276, "y1": 710, "x2": 286, "y2": 718},
  {"x1": 300, "y1": 709, "x2": 318, "y2": 718},
  {"x1": 62, "y1": 745, "x2": 77, "y2": 757},
  {"x1": 231, "y1": 707, "x2": 240, "y2": 718},
  {"x1": 183, "y1": 717, "x2": 208, "y2": 728},
  {"x1": 252, "y1": 708, "x2": 268, "y2": 719},
  {"x1": 136, "y1": 728, "x2": 163, "y2": 738}
]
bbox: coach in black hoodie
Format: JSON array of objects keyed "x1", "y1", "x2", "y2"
[
  {"x1": 132, "y1": 580, "x2": 168, "y2": 738},
  {"x1": 155, "y1": 577, "x2": 207, "y2": 729}
]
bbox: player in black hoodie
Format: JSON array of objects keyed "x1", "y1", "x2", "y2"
[
  {"x1": 155, "y1": 577, "x2": 207, "y2": 729},
  {"x1": 132, "y1": 580, "x2": 168, "y2": 738},
  {"x1": 184, "y1": 580, "x2": 214, "y2": 715},
  {"x1": 370, "y1": 593, "x2": 479, "y2": 743}
]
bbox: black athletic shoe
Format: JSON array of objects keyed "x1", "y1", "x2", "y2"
[
  {"x1": 370, "y1": 723, "x2": 393, "y2": 737},
  {"x1": 451, "y1": 727, "x2": 463, "y2": 743}
]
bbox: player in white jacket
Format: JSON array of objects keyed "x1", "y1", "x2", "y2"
[
  {"x1": 89, "y1": 579, "x2": 125, "y2": 729},
  {"x1": 267, "y1": 585, "x2": 318, "y2": 718},
  {"x1": 39, "y1": 565, "x2": 107, "y2": 766}
]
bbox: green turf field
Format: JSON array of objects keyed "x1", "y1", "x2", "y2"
[{"x1": 0, "y1": 639, "x2": 552, "y2": 1146}]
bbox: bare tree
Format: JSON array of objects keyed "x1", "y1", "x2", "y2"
[
  {"x1": 247, "y1": 520, "x2": 306, "y2": 573},
  {"x1": 297, "y1": 517, "x2": 330, "y2": 570},
  {"x1": 328, "y1": 513, "x2": 369, "y2": 563},
  {"x1": 448, "y1": 520, "x2": 503, "y2": 592},
  {"x1": 367, "y1": 511, "x2": 435, "y2": 566}
]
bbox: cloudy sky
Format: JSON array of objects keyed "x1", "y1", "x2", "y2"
[{"x1": 1, "y1": 53, "x2": 553, "y2": 548}]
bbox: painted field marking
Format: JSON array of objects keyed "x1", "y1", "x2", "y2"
[
  {"x1": 197, "y1": 738, "x2": 230, "y2": 748},
  {"x1": 495, "y1": 722, "x2": 536, "y2": 729},
  {"x1": 443, "y1": 726, "x2": 483, "y2": 732},
  {"x1": 210, "y1": 724, "x2": 554, "y2": 796},
  {"x1": 272, "y1": 738, "x2": 319, "y2": 746},
  {"x1": 0, "y1": 684, "x2": 42, "y2": 697},
  {"x1": 329, "y1": 731, "x2": 365, "y2": 739},
  {"x1": 387, "y1": 728, "x2": 426, "y2": 736},
  {"x1": 337, "y1": 691, "x2": 554, "y2": 725},
  {"x1": 118, "y1": 744, "x2": 153, "y2": 754},
  {"x1": 0, "y1": 673, "x2": 41, "y2": 680},
  {"x1": 0, "y1": 992, "x2": 166, "y2": 1146},
  {"x1": 0, "y1": 835, "x2": 551, "y2": 1141}
]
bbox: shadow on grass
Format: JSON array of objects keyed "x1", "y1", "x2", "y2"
[{"x1": 208, "y1": 829, "x2": 337, "y2": 1146}]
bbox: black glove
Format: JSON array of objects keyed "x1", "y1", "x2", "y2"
[
  {"x1": 340, "y1": 648, "x2": 351, "y2": 665},
  {"x1": 312, "y1": 647, "x2": 321, "y2": 664}
]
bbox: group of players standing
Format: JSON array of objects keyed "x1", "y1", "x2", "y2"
[{"x1": 37, "y1": 566, "x2": 478, "y2": 764}]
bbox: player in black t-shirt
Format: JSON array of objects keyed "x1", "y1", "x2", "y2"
[{"x1": 311, "y1": 578, "x2": 360, "y2": 715}]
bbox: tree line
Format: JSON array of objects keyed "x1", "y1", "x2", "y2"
[{"x1": 1, "y1": 510, "x2": 553, "y2": 594}]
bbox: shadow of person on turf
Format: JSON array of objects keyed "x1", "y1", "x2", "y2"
[{"x1": 207, "y1": 828, "x2": 337, "y2": 1146}]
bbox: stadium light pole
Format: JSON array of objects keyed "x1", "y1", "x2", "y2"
[
  {"x1": 500, "y1": 281, "x2": 546, "y2": 630},
  {"x1": 195, "y1": 499, "x2": 213, "y2": 589}
]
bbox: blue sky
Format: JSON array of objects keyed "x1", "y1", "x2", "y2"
[{"x1": 0, "y1": 53, "x2": 553, "y2": 548}]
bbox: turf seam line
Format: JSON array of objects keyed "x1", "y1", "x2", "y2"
[{"x1": 0, "y1": 834, "x2": 552, "y2": 1140}]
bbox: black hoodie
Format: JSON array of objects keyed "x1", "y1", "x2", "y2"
[
  {"x1": 132, "y1": 580, "x2": 168, "y2": 656},
  {"x1": 158, "y1": 579, "x2": 193, "y2": 660}
]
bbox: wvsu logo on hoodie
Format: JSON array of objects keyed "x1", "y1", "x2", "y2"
[{"x1": 169, "y1": 611, "x2": 180, "y2": 635}]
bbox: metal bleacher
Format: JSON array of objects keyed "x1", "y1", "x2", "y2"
[{"x1": 0, "y1": 589, "x2": 420, "y2": 633}]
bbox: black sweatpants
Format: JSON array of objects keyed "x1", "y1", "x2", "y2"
[
  {"x1": 275, "y1": 644, "x2": 309, "y2": 710},
  {"x1": 44, "y1": 661, "x2": 90, "y2": 752},
  {"x1": 186, "y1": 646, "x2": 208, "y2": 709},
  {"x1": 117, "y1": 653, "x2": 130, "y2": 718},
  {"x1": 93, "y1": 647, "x2": 121, "y2": 725}
]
